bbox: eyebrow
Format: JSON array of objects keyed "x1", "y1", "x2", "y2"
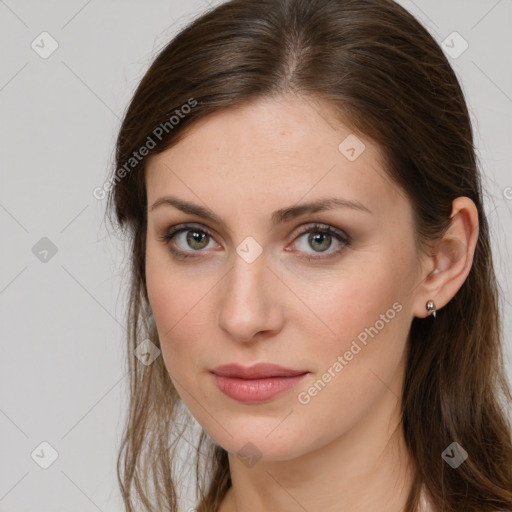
[{"x1": 149, "y1": 195, "x2": 372, "y2": 225}]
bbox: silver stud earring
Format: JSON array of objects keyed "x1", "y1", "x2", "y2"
[{"x1": 426, "y1": 299, "x2": 437, "y2": 318}]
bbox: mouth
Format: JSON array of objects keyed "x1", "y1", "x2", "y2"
[
  {"x1": 210, "y1": 363, "x2": 309, "y2": 403},
  {"x1": 211, "y1": 362, "x2": 308, "y2": 379}
]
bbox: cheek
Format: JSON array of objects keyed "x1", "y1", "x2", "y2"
[
  {"x1": 290, "y1": 302, "x2": 409, "y2": 452},
  {"x1": 145, "y1": 244, "x2": 218, "y2": 369},
  {"x1": 294, "y1": 243, "x2": 414, "y2": 403},
  {"x1": 306, "y1": 252, "x2": 409, "y2": 351},
  {"x1": 146, "y1": 245, "x2": 188, "y2": 358}
]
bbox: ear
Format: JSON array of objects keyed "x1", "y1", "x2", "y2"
[{"x1": 412, "y1": 196, "x2": 479, "y2": 319}]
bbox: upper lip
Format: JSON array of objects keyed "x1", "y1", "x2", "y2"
[{"x1": 211, "y1": 363, "x2": 308, "y2": 379}]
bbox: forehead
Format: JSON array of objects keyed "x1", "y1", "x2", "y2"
[
  {"x1": 145, "y1": 95, "x2": 405, "y2": 220},
  {"x1": 151, "y1": 95, "x2": 383, "y2": 164}
]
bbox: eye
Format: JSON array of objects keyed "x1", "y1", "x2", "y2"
[
  {"x1": 158, "y1": 222, "x2": 350, "y2": 261},
  {"x1": 158, "y1": 223, "x2": 219, "y2": 259},
  {"x1": 290, "y1": 223, "x2": 350, "y2": 261}
]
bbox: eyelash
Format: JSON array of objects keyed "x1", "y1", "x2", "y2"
[{"x1": 158, "y1": 222, "x2": 351, "y2": 262}]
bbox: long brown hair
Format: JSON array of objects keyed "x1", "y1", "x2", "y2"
[{"x1": 105, "y1": 0, "x2": 512, "y2": 510}]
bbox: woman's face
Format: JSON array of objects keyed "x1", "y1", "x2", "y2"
[{"x1": 145, "y1": 94, "x2": 426, "y2": 461}]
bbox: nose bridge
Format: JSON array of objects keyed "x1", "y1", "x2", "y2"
[
  {"x1": 217, "y1": 245, "x2": 281, "y2": 342},
  {"x1": 227, "y1": 231, "x2": 269, "y2": 301}
]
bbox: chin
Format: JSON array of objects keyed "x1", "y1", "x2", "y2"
[{"x1": 204, "y1": 417, "x2": 311, "y2": 463}]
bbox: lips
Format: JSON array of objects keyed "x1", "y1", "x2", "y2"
[
  {"x1": 211, "y1": 362, "x2": 308, "y2": 379},
  {"x1": 210, "y1": 363, "x2": 309, "y2": 403}
]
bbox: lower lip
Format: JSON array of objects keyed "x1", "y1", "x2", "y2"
[{"x1": 212, "y1": 373, "x2": 308, "y2": 403}]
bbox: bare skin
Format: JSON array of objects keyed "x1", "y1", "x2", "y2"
[{"x1": 144, "y1": 93, "x2": 479, "y2": 512}]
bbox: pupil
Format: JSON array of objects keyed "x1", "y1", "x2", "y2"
[
  {"x1": 310, "y1": 232, "x2": 331, "y2": 252},
  {"x1": 187, "y1": 231, "x2": 208, "y2": 249}
]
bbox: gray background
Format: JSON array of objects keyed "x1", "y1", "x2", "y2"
[{"x1": 0, "y1": 1, "x2": 511, "y2": 511}]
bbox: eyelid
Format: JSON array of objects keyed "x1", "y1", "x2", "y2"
[{"x1": 292, "y1": 222, "x2": 349, "y2": 241}]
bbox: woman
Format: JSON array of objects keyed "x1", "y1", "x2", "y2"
[{"x1": 105, "y1": 0, "x2": 512, "y2": 510}]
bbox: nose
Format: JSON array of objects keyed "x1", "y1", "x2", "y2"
[{"x1": 217, "y1": 250, "x2": 284, "y2": 343}]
